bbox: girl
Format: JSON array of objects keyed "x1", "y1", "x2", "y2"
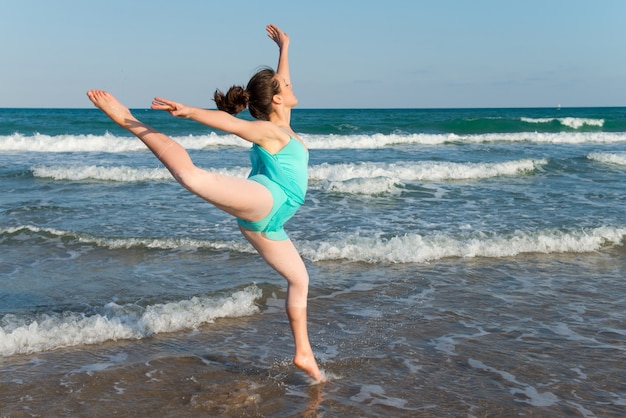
[{"x1": 86, "y1": 24, "x2": 324, "y2": 382}]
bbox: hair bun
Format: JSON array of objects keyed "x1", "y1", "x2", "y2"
[{"x1": 214, "y1": 85, "x2": 249, "y2": 115}]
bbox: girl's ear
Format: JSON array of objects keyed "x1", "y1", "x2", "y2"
[{"x1": 272, "y1": 94, "x2": 283, "y2": 105}]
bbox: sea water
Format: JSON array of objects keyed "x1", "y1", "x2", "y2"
[{"x1": 1, "y1": 106, "x2": 625, "y2": 416}]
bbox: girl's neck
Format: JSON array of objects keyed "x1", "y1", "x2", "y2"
[{"x1": 269, "y1": 108, "x2": 292, "y2": 127}]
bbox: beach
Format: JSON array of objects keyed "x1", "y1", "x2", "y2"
[{"x1": 1, "y1": 107, "x2": 625, "y2": 416}]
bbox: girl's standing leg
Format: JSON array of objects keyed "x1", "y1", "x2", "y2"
[{"x1": 240, "y1": 228, "x2": 325, "y2": 382}]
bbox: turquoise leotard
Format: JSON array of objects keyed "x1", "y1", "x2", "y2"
[{"x1": 237, "y1": 137, "x2": 308, "y2": 240}]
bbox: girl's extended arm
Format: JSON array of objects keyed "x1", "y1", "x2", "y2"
[
  {"x1": 151, "y1": 97, "x2": 282, "y2": 150},
  {"x1": 152, "y1": 98, "x2": 238, "y2": 131}
]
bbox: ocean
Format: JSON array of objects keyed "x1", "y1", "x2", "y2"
[{"x1": 1, "y1": 106, "x2": 625, "y2": 416}]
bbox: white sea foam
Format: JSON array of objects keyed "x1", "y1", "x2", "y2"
[
  {"x1": 458, "y1": 131, "x2": 624, "y2": 145},
  {"x1": 313, "y1": 176, "x2": 404, "y2": 195},
  {"x1": 3, "y1": 131, "x2": 626, "y2": 153},
  {"x1": 299, "y1": 226, "x2": 626, "y2": 263},
  {"x1": 31, "y1": 159, "x2": 546, "y2": 194},
  {"x1": 309, "y1": 159, "x2": 545, "y2": 194},
  {"x1": 0, "y1": 132, "x2": 241, "y2": 153},
  {"x1": 587, "y1": 152, "x2": 626, "y2": 167},
  {"x1": 4, "y1": 225, "x2": 625, "y2": 263},
  {"x1": 521, "y1": 117, "x2": 604, "y2": 129},
  {"x1": 31, "y1": 165, "x2": 249, "y2": 182},
  {"x1": 0, "y1": 285, "x2": 262, "y2": 356},
  {"x1": 303, "y1": 131, "x2": 626, "y2": 148},
  {"x1": 1, "y1": 225, "x2": 256, "y2": 253},
  {"x1": 33, "y1": 165, "x2": 172, "y2": 182}
]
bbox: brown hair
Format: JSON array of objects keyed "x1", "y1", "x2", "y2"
[{"x1": 213, "y1": 67, "x2": 280, "y2": 121}]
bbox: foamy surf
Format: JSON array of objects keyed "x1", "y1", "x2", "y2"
[
  {"x1": 309, "y1": 159, "x2": 546, "y2": 194},
  {"x1": 520, "y1": 117, "x2": 604, "y2": 129},
  {"x1": 0, "y1": 225, "x2": 256, "y2": 253},
  {"x1": 303, "y1": 131, "x2": 626, "y2": 148},
  {"x1": 31, "y1": 165, "x2": 249, "y2": 182},
  {"x1": 0, "y1": 132, "x2": 242, "y2": 153},
  {"x1": 299, "y1": 226, "x2": 626, "y2": 263},
  {"x1": 0, "y1": 285, "x2": 262, "y2": 356},
  {"x1": 4, "y1": 225, "x2": 624, "y2": 264},
  {"x1": 587, "y1": 152, "x2": 626, "y2": 167},
  {"x1": 31, "y1": 159, "x2": 546, "y2": 197},
  {"x1": 3, "y1": 131, "x2": 626, "y2": 153}
]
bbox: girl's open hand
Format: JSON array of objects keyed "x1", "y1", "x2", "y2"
[
  {"x1": 266, "y1": 24, "x2": 289, "y2": 49},
  {"x1": 151, "y1": 97, "x2": 190, "y2": 118}
]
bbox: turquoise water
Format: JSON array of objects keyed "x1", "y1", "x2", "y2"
[{"x1": 1, "y1": 107, "x2": 625, "y2": 416}]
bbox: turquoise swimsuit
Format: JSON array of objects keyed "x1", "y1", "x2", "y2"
[{"x1": 237, "y1": 137, "x2": 308, "y2": 240}]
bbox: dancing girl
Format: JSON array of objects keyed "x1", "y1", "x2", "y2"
[{"x1": 86, "y1": 24, "x2": 324, "y2": 382}]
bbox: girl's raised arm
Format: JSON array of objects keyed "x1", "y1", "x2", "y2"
[{"x1": 266, "y1": 24, "x2": 291, "y2": 85}]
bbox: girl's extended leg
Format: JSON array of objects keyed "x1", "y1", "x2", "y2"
[
  {"x1": 86, "y1": 90, "x2": 273, "y2": 222},
  {"x1": 240, "y1": 227, "x2": 325, "y2": 383}
]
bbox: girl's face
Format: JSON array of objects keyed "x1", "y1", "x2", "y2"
[{"x1": 277, "y1": 76, "x2": 298, "y2": 108}]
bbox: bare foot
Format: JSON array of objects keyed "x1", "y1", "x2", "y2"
[
  {"x1": 294, "y1": 353, "x2": 326, "y2": 384},
  {"x1": 86, "y1": 90, "x2": 137, "y2": 127}
]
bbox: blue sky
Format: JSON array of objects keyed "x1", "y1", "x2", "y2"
[{"x1": 2, "y1": 0, "x2": 625, "y2": 108}]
